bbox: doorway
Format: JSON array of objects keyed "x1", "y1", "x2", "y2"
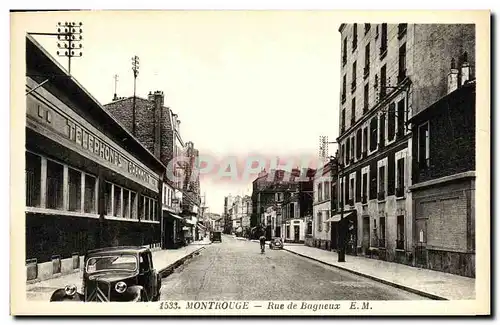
[
  {"x1": 362, "y1": 216, "x2": 370, "y2": 254},
  {"x1": 294, "y1": 225, "x2": 300, "y2": 242}
]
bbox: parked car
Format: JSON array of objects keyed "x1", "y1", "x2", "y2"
[
  {"x1": 269, "y1": 237, "x2": 284, "y2": 250},
  {"x1": 49, "y1": 246, "x2": 161, "y2": 302},
  {"x1": 210, "y1": 231, "x2": 222, "y2": 243}
]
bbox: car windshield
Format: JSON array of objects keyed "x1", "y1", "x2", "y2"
[{"x1": 85, "y1": 254, "x2": 138, "y2": 273}]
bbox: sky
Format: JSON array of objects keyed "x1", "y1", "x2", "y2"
[{"x1": 14, "y1": 11, "x2": 341, "y2": 214}]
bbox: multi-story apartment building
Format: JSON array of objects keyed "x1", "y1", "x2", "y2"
[
  {"x1": 223, "y1": 195, "x2": 234, "y2": 234},
  {"x1": 337, "y1": 23, "x2": 475, "y2": 265},
  {"x1": 409, "y1": 64, "x2": 475, "y2": 277}
]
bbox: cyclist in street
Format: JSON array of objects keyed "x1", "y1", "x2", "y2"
[{"x1": 259, "y1": 234, "x2": 266, "y2": 253}]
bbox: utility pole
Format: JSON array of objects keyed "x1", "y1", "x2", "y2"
[
  {"x1": 131, "y1": 55, "x2": 140, "y2": 136},
  {"x1": 28, "y1": 21, "x2": 83, "y2": 76}
]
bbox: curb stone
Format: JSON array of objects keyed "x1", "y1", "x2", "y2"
[
  {"x1": 158, "y1": 247, "x2": 206, "y2": 278},
  {"x1": 283, "y1": 248, "x2": 448, "y2": 301}
]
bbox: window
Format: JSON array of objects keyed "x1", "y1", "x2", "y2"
[
  {"x1": 364, "y1": 43, "x2": 370, "y2": 78},
  {"x1": 361, "y1": 167, "x2": 369, "y2": 203},
  {"x1": 341, "y1": 144, "x2": 345, "y2": 165},
  {"x1": 370, "y1": 117, "x2": 378, "y2": 151},
  {"x1": 362, "y1": 127, "x2": 368, "y2": 155},
  {"x1": 104, "y1": 182, "x2": 112, "y2": 215},
  {"x1": 351, "y1": 98, "x2": 356, "y2": 124},
  {"x1": 317, "y1": 212, "x2": 323, "y2": 232},
  {"x1": 356, "y1": 129, "x2": 362, "y2": 159},
  {"x1": 380, "y1": 23, "x2": 387, "y2": 56},
  {"x1": 380, "y1": 64, "x2": 387, "y2": 99},
  {"x1": 317, "y1": 183, "x2": 323, "y2": 202},
  {"x1": 275, "y1": 192, "x2": 283, "y2": 202},
  {"x1": 342, "y1": 75, "x2": 347, "y2": 103},
  {"x1": 84, "y1": 174, "x2": 96, "y2": 213},
  {"x1": 138, "y1": 195, "x2": 145, "y2": 219},
  {"x1": 349, "y1": 176, "x2": 355, "y2": 204},
  {"x1": 351, "y1": 61, "x2": 357, "y2": 92},
  {"x1": 352, "y1": 24, "x2": 358, "y2": 51},
  {"x1": 369, "y1": 167, "x2": 377, "y2": 200},
  {"x1": 342, "y1": 37, "x2": 347, "y2": 65},
  {"x1": 341, "y1": 108, "x2": 346, "y2": 132},
  {"x1": 114, "y1": 185, "x2": 122, "y2": 217},
  {"x1": 418, "y1": 122, "x2": 430, "y2": 168},
  {"x1": 396, "y1": 157, "x2": 405, "y2": 197},
  {"x1": 379, "y1": 112, "x2": 386, "y2": 147},
  {"x1": 378, "y1": 159, "x2": 387, "y2": 200},
  {"x1": 46, "y1": 160, "x2": 64, "y2": 210},
  {"x1": 325, "y1": 211, "x2": 330, "y2": 232},
  {"x1": 25, "y1": 152, "x2": 41, "y2": 207},
  {"x1": 399, "y1": 43, "x2": 407, "y2": 82},
  {"x1": 346, "y1": 139, "x2": 350, "y2": 164},
  {"x1": 123, "y1": 189, "x2": 130, "y2": 218},
  {"x1": 130, "y1": 191, "x2": 138, "y2": 219},
  {"x1": 396, "y1": 215, "x2": 405, "y2": 249},
  {"x1": 324, "y1": 181, "x2": 330, "y2": 200},
  {"x1": 388, "y1": 103, "x2": 396, "y2": 141},
  {"x1": 397, "y1": 99, "x2": 406, "y2": 137},
  {"x1": 68, "y1": 168, "x2": 82, "y2": 212},
  {"x1": 351, "y1": 137, "x2": 355, "y2": 161},
  {"x1": 398, "y1": 23, "x2": 408, "y2": 39},
  {"x1": 364, "y1": 83, "x2": 369, "y2": 112},
  {"x1": 364, "y1": 23, "x2": 370, "y2": 34},
  {"x1": 379, "y1": 217, "x2": 386, "y2": 247}
]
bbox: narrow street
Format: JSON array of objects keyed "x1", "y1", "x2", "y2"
[{"x1": 160, "y1": 235, "x2": 428, "y2": 300}]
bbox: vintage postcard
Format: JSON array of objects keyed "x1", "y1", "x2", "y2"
[{"x1": 10, "y1": 9, "x2": 490, "y2": 316}]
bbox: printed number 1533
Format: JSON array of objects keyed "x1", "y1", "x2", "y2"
[{"x1": 160, "y1": 302, "x2": 181, "y2": 310}]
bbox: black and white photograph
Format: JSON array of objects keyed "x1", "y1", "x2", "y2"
[{"x1": 10, "y1": 9, "x2": 490, "y2": 316}]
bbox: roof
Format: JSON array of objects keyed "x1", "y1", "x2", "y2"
[
  {"x1": 26, "y1": 34, "x2": 166, "y2": 174},
  {"x1": 86, "y1": 246, "x2": 150, "y2": 256}
]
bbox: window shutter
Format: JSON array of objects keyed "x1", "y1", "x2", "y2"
[
  {"x1": 388, "y1": 153, "x2": 395, "y2": 196},
  {"x1": 355, "y1": 170, "x2": 361, "y2": 202}
]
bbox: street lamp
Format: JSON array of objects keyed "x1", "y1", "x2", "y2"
[{"x1": 131, "y1": 55, "x2": 140, "y2": 136}]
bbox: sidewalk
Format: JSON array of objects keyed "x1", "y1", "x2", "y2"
[
  {"x1": 283, "y1": 245, "x2": 475, "y2": 300},
  {"x1": 26, "y1": 241, "x2": 209, "y2": 301}
]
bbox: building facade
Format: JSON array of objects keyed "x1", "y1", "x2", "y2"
[
  {"x1": 409, "y1": 70, "x2": 475, "y2": 277},
  {"x1": 104, "y1": 88, "x2": 202, "y2": 248},
  {"x1": 337, "y1": 23, "x2": 475, "y2": 265},
  {"x1": 25, "y1": 35, "x2": 164, "y2": 281}
]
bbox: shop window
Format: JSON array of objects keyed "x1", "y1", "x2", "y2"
[
  {"x1": 152, "y1": 199, "x2": 157, "y2": 221},
  {"x1": 144, "y1": 197, "x2": 150, "y2": 220},
  {"x1": 130, "y1": 191, "x2": 138, "y2": 219},
  {"x1": 68, "y1": 168, "x2": 82, "y2": 212},
  {"x1": 123, "y1": 189, "x2": 130, "y2": 218},
  {"x1": 114, "y1": 185, "x2": 122, "y2": 217},
  {"x1": 104, "y1": 182, "x2": 112, "y2": 216},
  {"x1": 84, "y1": 174, "x2": 96, "y2": 214},
  {"x1": 46, "y1": 160, "x2": 64, "y2": 210},
  {"x1": 25, "y1": 152, "x2": 41, "y2": 207}
]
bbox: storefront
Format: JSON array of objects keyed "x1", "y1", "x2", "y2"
[{"x1": 25, "y1": 35, "x2": 165, "y2": 278}]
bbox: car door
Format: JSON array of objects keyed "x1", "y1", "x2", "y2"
[{"x1": 139, "y1": 252, "x2": 153, "y2": 300}]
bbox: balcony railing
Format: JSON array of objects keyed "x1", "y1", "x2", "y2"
[
  {"x1": 378, "y1": 239, "x2": 386, "y2": 248},
  {"x1": 396, "y1": 187, "x2": 405, "y2": 198},
  {"x1": 396, "y1": 239, "x2": 405, "y2": 250},
  {"x1": 377, "y1": 191, "x2": 386, "y2": 201}
]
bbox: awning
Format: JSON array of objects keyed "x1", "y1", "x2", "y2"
[
  {"x1": 165, "y1": 212, "x2": 183, "y2": 221},
  {"x1": 325, "y1": 211, "x2": 355, "y2": 223}
]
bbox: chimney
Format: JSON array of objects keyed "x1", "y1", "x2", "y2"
[
  {"x1": 460, "y1": 51, "x2": 471, "y2": 86},
  {"x1": 153, "y1": 91, "x2": 165, "y2": 159},
  {"x1": 447, "y1": 58, "x2": 459, "y2": 94},
  {"x1": 148, "y1": 91, "x2": 155, "y2": 102}
]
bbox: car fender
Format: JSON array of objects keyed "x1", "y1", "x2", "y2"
[
  {"x1": 49, "y1": 288, "x2": 84, "y2": 302},
  {"x1": 126, "y1": 285, "x2": 147, "y2": 302}
]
